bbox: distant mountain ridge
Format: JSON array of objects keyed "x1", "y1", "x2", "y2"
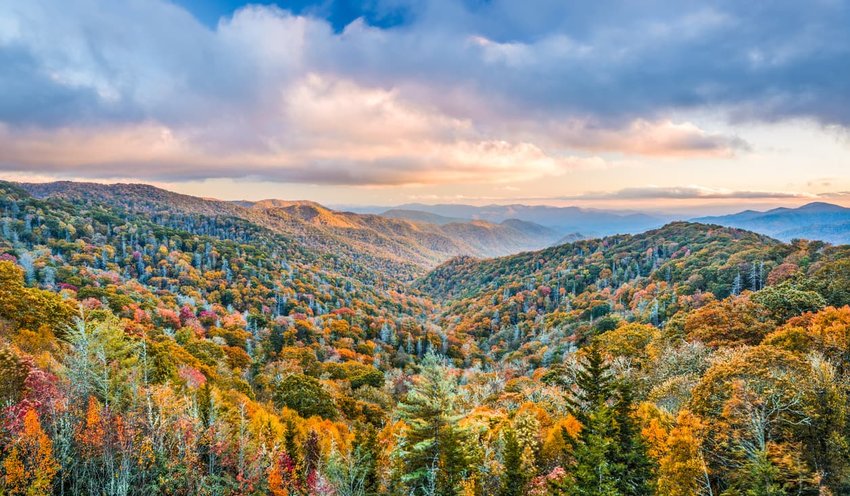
[
  {"x1": 694, "y1": 201, "x2": 850, "y2": 244},
  {"x1": 245, "y1": 200, "x2": 564, "y2": 269},
  {"x1": 387, "y1": 202, "x2": 667, "y2": 237},
  {"x1": 380, "y1": 209, "x2": 468, "y2": 225}
]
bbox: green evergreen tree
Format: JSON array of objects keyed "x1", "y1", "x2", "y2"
[
  {"x1": 568, "y1": 346, "x2": 615, "y2": 424},
  {"x1": 353, "y1": 423, "x2": 380, "y2": 496},
  {"x1": 611, "y1": 381, "x2": 654, "y2": 495},
  {"x1": 565, "y1": 346, "x2": 655, "y2": 495},
  {"x1": 569, "y1": 406, "x2": 620, "y2": 496},
  {"x1": 736, "y1": 451, "x2": 785, "y2": 496},
  {"x1": 398, "y1": 351, "x2": 471, "y2": 495},
  {"x1": 500, "y1": 429, "x2": 525, "y2": 496},
  {"x1": 303, "y1": 429, "x2": 321, "y2": 484},
  {"x1": 198, "y1": 382, "x2": 217, "y2": 476},
  {"x1": 283, "y1": 417, "x2": 301, "y2": 478}
]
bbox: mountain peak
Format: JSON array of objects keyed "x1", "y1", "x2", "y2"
[{"x1": 796, "y1": 201, "x2": 847, "y2": 213}]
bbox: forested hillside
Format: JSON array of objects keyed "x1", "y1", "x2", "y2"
[
  {"x1": 3, "y1": 182, "x2": 850, "y2": 495},
  {"x1": 21, "y1": 182, "x2": 562, "y2": 281}
]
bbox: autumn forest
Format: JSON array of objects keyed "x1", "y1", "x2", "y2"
[{"x1": 0, "y1": 180, "x2": 849, "y2": 496}]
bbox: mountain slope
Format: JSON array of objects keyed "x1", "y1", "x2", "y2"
[
  {"x1": 0, "y1": 180, "x2": 431, "y2": 331},
  {"x1": 22, "y1": 180, "x2": 245, "y2": 217},
  {"x1": 16, "y1": 181, "x2": 567, "y2": 281},
  {"x1": 416, "y1": 222, "x2": 804, "y2": 363},
  {"x1": 694, "y1": 202, "x2": 850, "y2": 243},
  {"x1": 419, "y1": 222, "x2": 784, "y2": 301},
  {"x1": 249, "y1": 201, "x2": 564, "y2": 270}
]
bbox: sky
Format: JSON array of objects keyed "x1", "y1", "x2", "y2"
[{"x1": 0, "y1": 0, "x2": 849, "y2": 213}]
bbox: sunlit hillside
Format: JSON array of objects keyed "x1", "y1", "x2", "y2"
[{"x1": 3, "y1": 181, "x2": 850, "y2": 495}]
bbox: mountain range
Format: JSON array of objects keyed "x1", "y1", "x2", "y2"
[
  {"x1": 17, "y1": 181, "x2": 562, "y2": 280},
  {"x1": 5, "y1": 179, "x2": 850, "y2": 495},
  {"x1": 376, "y1": 200, "x2": 850, "y2": 245},
  {"x1": 694, "y1": 201, "x2": 850, "y2": 244},
  {"x1": 382, "y1": 203, "x2": 667, "y2": 237},
  {"x1": 325, "y1": 201, "x2": 669, "y2": 237},
  {"x1": 20, "y1": 182, "x2": 850, "y2": 253}
]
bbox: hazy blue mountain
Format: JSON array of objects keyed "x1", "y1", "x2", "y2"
[
  {"x1": 390, "y1": 203, "x2": 667, "y2": 236},
  {"x1": 693, "y1": 202, "x2": 850, "y2": 243},
  {"x1": 555, "y1": 231, "x2": 587, "y2": 245},
  {"x1": 380, "y1": 209, "x2": 469, "y2": 225}
]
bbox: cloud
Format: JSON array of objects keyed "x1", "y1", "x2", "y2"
[
  {"x1": 0, "y1": 0, "x2": 848, "y2": 184},
  {"x1": 0, "y1": 75, "x2": 603, "y2": 185},
  {"x1": 541, "y1": 119, "x2": 750, "y2": 157},
  {"x1": 545, "y1": 186, "x2": 816, "y2": 201},
  {"x1": 819, "y1": 191, "x2": 850, "y2": 199}
]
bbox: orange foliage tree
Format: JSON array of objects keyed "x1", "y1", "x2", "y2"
[
  {"x1": 656, "y1": 410, "x2": 707, "y2": 496},
  {"x1": 2, "y1": 409, "x2": 58, "y2": 495},
  {"x1": 685, "y1": 293, "x2": 775, "y2": 347}
]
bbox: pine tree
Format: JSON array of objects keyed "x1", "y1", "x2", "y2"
[
  {"x1": 500, "y1": 429, "x2": 525, "y2": 496},
  {"x1": 398, "y1": 351, "x2": 472, "y2": 495},
  {"x1": 568, "y1": 346, "x2": 615, "y2": 424},
  {"x1": 353, "y1": 423, "x2": 380, "y2": 496},
  {"x1": 566, "y1": 346, "x2": 655, "y2": 495},
  {"x1": 566, "y1": 346, "x2": 618, "y2": 495},
  {"x1": 198, "y1": 383, "x2": 217, "y2": 477},
  {"x1": 303, "y1": 430, "x2": 321, "y2": 490},
  {"x1": 283, "y1": 417, "x2": 301, "y2": 478},
  {"x1": 568, "y1": 406, "x2": 620, "y2": 496},
  {"x1": 611, "y1": 381, "x2": 654, "y2": 495}
]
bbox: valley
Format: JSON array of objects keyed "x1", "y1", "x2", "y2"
[
  {"x1": 3, "y1": 180, "x2": 850, "y2": 495},
  {"x1": 3, "y1": 1, "x2": 848, "y2": 494}
]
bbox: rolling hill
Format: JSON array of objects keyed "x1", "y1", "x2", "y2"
[
  {"x1": 17, "y1": 181, "x2": 565, "y2": 280},
  {"x1": 245, "y1": 200, "x2": 564, "y2": 269},
  {"x1": 379, "y1": 208, "x2": 468, "y2": 225}
]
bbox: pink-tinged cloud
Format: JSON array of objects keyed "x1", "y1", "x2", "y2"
[
  {"x1": 549, "y1": 120, "x2": 750, "y2": 157},
  {"x1": 0, "y1": 0, "x2": 847, "y2": 186},
  {"x1": 0, "y1": 76, "x2": 606, "y2": 185}
]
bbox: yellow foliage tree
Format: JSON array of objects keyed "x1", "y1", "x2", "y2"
[
  {"x1": 0, "y1": 261, "x2": 74, "y2": 341},
  {"x1": 656, "y1": 410, "x2": 707, "y2": 496},
  {"x1": 540, "y1": 414, "x2": 581, "y2": 468},
  {"x1": 635, "y1": 402, "x2": 672, "y2": 460},
  {"x1": 595, "y1": 322, "x2": 662, "y2": 364},
  {"x1": 764, "y1": 305, "x2": 850, "y2": 361}
]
